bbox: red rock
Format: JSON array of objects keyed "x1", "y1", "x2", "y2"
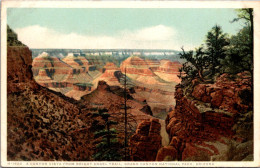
[
  {"x1": 192, "y1": 84, "x2": 206, "y2": 100},
  {"x1": 201, "y1": 95, "x2": 211, "y2": 103},
  {"x1": 96, "y1": 81, "x2": 110, "y2": 91},
  {"x1": 182, "y1": 143, "x2": 213, "y2": 161},
  {"x1": 120, "y1": 56, "x2": 155, "y2": 76},
  {"x1": 130, "y1": 118, "x2": 162, "y2": 161},
  {"x1": 166, "y1": 116, "x2": 178, "y2": 133},
  {"x1": 32, "y1": 52, "x2": 72, "y2": 75},
  {"x1": 190, "y1": 101, "x2": 201, "y2": 114},
  {"x1": 7, "y1": 43, "x2": 93, "y2": 160},
  {"x1": 62, "y1": 54, "x2": 89, "y2": 73},
  {"x1": 157, "y1": 60, "x2": 182, "y2": 74},
  {"x1": 156, "y1": 146, "x2": 177, "y2": 161},
  {"x1": 7, "y1": 46, "x2": 39, "y2": 93},
  {"x1": 223, "y1": 89, "x2": 235, "y2": 98},
  {"x1": 210, "y1": 90, "x2": 223, "y2": 107},
  {"x1": 164, "y1": 72, "x2": 253, "y2": 161},
  {"x1": 95, "y1": 69, "x2": 121, "y2": 86},
  {"x1": 103, "y1": 62, "x2": 119, "y2": 71}
]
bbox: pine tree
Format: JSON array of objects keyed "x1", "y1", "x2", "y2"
[
  {"x1": 91, "y1": 108, "x2": 122, "y2": 161},
  {"x1": 205, "y1": 25, "x2": 229, "y2": 77},
  {"x1": 231, "y1": 8, "x2": 253, "y2": 81},
  {"x1": 178, "y1": 46, "x2": 209, "y2": 85},
  {"x1": 232, "y1": 8, "x2": 253, "y2": 51},
  {"x1": 222, "y1": 26, "x2": 252, "y2": 74},
  {"x1": 116, "y1": 67, "x2": 137, "y2": 160}
]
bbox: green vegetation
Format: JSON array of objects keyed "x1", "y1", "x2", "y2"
[
  {"x1": 91, "y1": 108, "x2": 122, "y2": 161},
  {"x1": 178, "y1": 8, "x2": 253, "y2": 87},
  {"x1": 178, "y1": 9, "x2": 254, "y2": 161},
  {"x1": 7, "y1": 25, "x2": 25, "y2": 46},
  {"x1": 179, "y1": 24, "x2": 230, "y2": 84},
  {"x1": 206, "y1": 25, "x2": 229, "y2": 76}
]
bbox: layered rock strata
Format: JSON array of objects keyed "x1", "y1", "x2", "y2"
[
  {"x1": 154, "y1": 60, "x2": 182, "y2": 83},
  {"x1": 32, "y1": 52, "x2": 71, "y2": 76},
  {"x1": 62, "y1": 54, "x2": 89, "y2": 73}
]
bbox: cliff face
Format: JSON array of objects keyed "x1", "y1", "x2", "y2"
[
  {"x1": 157, "y1": 73, "x2": 253, "y2": 161},
  {"x1": 7, "y1": 46, "x2": 39, "y2": 93},
  {"x1": 7, "y1": 36, "x2": 93, "y2": 160},
  {"x1": 130, "y1": 118, "x2": 162, "y2": 161}
]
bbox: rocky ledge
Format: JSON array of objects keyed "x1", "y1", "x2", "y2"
[
  {"x1": 156, "y1": 73, "x2": 253, "y2": 161},
  {"x1": 130, "y1": 118, "x2": 162, "y2": 161}
]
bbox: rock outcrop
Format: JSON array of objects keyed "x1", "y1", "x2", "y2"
[
  {"x1": 7, "y1": 46, "x2": 39, "y2": 93},
  {"x1": 154, "y1": 60, "x2": 182, "y2": 83},
  {"x1": 62, "y1": 53, "x2": 89, "y2": 73},
  {"x1": 7, "y1": 28, "x2": 93, "y2": 161},
  {"x1": 80, "y1": 81, "x2": 153, "y2": 125},
  {"x1": 120, "y1": 56, "x2": 166, "y2": 85},
  {"x1": 156, "y1": 73, "x2": 253, "y2": 161},
  {"x1": 158, "y1": 60, "x2": 182, "y2": 73},
  {"x1": 32, "y1": 52, "x2": 71, "y2": 76},
  {"x1": 94, "y1": 62, "x2": 121, "y2": 86},
  {"x1": 130, "y1": 118, "x2": 162, "y2": 161},
  {"x1": 191, "y1": 73, "x2": 252, "y2": 113},
  {"x1": 32, "y1": 52, "x2": 94, "y2": 97},
  {"x1": 65, "y1": 82, "x2": 93, "y2": 100},
  {"x1": 121, "y1": 56, "x2": 154, "y2": 76},
  {"x1": 34, "y1": 69, "x2": 53, "y2": 87}
]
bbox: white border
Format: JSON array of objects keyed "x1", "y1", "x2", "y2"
[{"x1": 1, "y1": 1, "x2": 260, "y2": 167}]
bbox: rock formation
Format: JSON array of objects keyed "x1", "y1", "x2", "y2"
[
  {"x1": 80, "y1": 81, "x2": 153, "y2": 125},
  {"x1": 94, "y1": 62, "x2": 121, "y2": 86},
  {"x1": 154, "y1": 60, "x2": 182, "y2": 83},
  {"x1": 32, "y1": 52, "x2": 71, "y2": 77},
  {"x1": 7, "y1": 28, "x2": 94, "y2": 161},
  {"x1": 130, "y1": 118, "x2": 162, "y2": 161},
  {"x1": 120, "y1": 56, "x2": 154, "y2": 76},
  {"x1": 120, "y1": 56, "x2": 164, "y2": 85},
  {"x1": 32, "y1": 52, "x2": 94, "y2": 97},
  {"x1": 156, "y1": 73, "x2": 253, "y2": 161},
  {"x1": 62, "y1": 53, "x2": 89, "y2": 73},
  {"x1": 34, "y1": 69, "x2": 53, "y2": 87},
  {"x1": 65, "y1": 82, "x2": 93, "y2": 100},
  {"x1": 7, "y1": 45, "x2": 39, "y2": 94}
]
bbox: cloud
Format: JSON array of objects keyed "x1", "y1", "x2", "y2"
[
  {"x1": 14, "y1": 24, "x2": 193, "y2": 50},
  {"x1": 121, "y1": 25, "x2": 175, "y2": 41}
]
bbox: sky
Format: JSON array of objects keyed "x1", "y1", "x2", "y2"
[{"x1": 7, "y1": 8, "x2": 245, "y2": 50}]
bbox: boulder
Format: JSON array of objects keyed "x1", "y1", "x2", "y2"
[
  {"x1": 130, "y1": 118, "x2": 162, "y2": 161},
  {"x1": 156, "y1": 146, "x2": 177, "y2": 161}
]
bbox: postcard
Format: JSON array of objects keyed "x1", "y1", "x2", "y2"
[{"x1": 1, "y1": 0, "x2": 260, "y2": 167}]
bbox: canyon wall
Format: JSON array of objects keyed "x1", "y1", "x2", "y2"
[
  {"x1": 7, "y1": 30, "x2": 94, "y2": 160},
  {"x1": 156, "y1": 73, "x2": 253, "y2": 161},
  {"x1": 7, "y1": 46, "x2": 39, "y2": 93}
]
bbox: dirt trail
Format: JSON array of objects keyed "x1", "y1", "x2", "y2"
[{"x1": 159, "y1": 119, "x2": 169, "y2": 146}]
